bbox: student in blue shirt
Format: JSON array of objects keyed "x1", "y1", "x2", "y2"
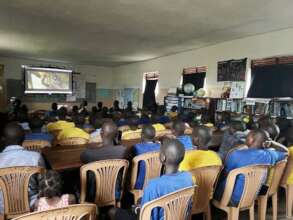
[
  {"x1": 133, "y1": 124, "x2": 161, "y2": 189},
  {"x1": 108, "y1": 138, "x2": 193, "y2": 220},
  {"x1": 25, "y1": 116, "x2": 53, "y2": 143},
  {"x1": 215, "y1": 128, "x2": 288, "y2": 205},
  {"x1": 172, "y1": 120, "x2": 193, "y2": 150}
]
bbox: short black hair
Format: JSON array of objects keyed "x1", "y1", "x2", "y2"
[
  {"x1": 142, "y1": 124, "x2": 156, "y2": 140},
  {"x1": 259, "y1": 122, "x2": 280, "y2": 140},
  {"x1": 73, "y1": 114, "x2": 85, "y2": 127},
  {"x1": 4, "y1": 122, "x2": 25, "y2": 145},
  {"x1": 172, "y1": 120, "x2": 185, "y2": 136},
  {"x1": 29, "y1": 116, "x2": 44, "y2": 131},
  {"x1": 51, "y1": 103, "x2": 58, "y2": 111},
  {"x1": 57, "y1": 107, "x2": 67, "y2": 120},
  {"x1": 193, "y1": 125, "x2": 212, "y2": 146},
  {"x1": 161, "y1": 138, "x2": 185, "y2": 165}
]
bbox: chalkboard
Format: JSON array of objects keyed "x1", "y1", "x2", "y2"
[{"x1": 217, "y1": 58, "x2": 247, "y2": 81}]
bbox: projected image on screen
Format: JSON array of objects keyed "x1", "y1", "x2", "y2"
[
  {"x1": 27, "y1": 70, "x2": 70, "y2": 90},
  {"x1": 23, "y1": 66, "x2": 73, "y2": 94}
]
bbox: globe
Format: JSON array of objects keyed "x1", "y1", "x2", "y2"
[
  {"x1": 183, "y1": 83, "x2": 195, "y2": 94},
  {"x1": 196, "y1": 88, "x2": 206, "y2": 97}
]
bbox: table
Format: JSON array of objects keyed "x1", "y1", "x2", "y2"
[{"x1": 42, "y1": 144, "x2": 87, "y2": 171}]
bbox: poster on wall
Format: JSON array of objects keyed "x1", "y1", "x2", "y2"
[
  {"x1": 217, "y1": 58, "x2": 247, "y2": 81},
  {"x1": 230, "y1": 81, "x2": 245, "y2": 98},
  {"x1": 113, "y1": 88, "x2": 140, "y2": 109}
]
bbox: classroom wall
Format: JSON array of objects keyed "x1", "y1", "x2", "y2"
[
  {"x1": 112, "y1": 27, "x2": 293, "y2": 104},
  {"x1": 0, "y1": 56, "x2": 113, "y2": 109}
]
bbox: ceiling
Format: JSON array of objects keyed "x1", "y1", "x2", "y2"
[{"x1": 1, "y1": 0, "x2": 293, "y2": 67}]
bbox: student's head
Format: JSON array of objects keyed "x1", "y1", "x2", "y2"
[
  {"x1": 128, "y1": 117, "x2": 139, "y2": 130},
  {"x1": 57, "y1": 107, "x2": 67, "y2": 120},
  {"x1": 91, "y1": 117, "x2": 102, "y2": 130},
  {"x1": 73, "y1": 114, "x2": 85, "y2": 128},
  {"x1": 101, "y1": 121, "x2": 118, "y2": 142},
  {"x1": 127, "y1": 101, "x2": 133, "y2": 110},
  {"x1": 39, "y1": 170, "x2": 63, "y2": 198},
  {"x1": 192, "y1": 125, "x2": 212, "y2": 149},
  {"x1": 29, "y1": 116, "x2": 44, "y2": 133},
  {"x1": 260, "y1": 122, "x2": 280, "y2": 141},
  {"x1": 97, "y1": 102, "x2": 103, "y2": 110},
  {"x1": 171, "y1": 105, "x2": 178, "y2": 113},
  {"x1": 91, "y1": 106, "x2": 98, "y2": 114},
  {"x1": 51, "y1": 103, "x2": 58, "y2": 111},
  {"x1": 160, "y1": 138, "x2": 185, "y2": 169},
  {"x1": 172, "y1": 120, "x2": 185, "y2": 137},
  {"x1": 82, "y1": 100, "x2": 88, "y2": 107},
  {"x1": 4, "y1": 122, "x2": 25, "y2": 146},
  {"x1": 72, "y1": 105, "x2": 78, "y2": 114},
  {"x1": 141, "y1": 124, "x2": 156, "y2": 142},
  {"x1": 16, "y1": 110, "x2": 28, "y2": 123},
  {"x1": 229, "y1": 121, "x2": 246, "y2": 134},
  {"x1": 246, "y1": 129, "x2": 267, "y2": 148},
  {"x1": 113, "y1": 100, "x2": 119, "y2": 109}
]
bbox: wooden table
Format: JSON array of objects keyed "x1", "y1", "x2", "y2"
[{"x1": 42, "y1": 144, "x2": 87, "y2": 171}]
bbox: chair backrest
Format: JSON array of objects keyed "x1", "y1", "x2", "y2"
[
  {"x1": 131, "y1": 151, "x2": 162, "y2": 190},
  {"x1": 139, "y1": 186, "x2": 196, "y2": 220},
  {"x1": 281, "y1": 153, "x2": 293, "y2": 185},
  {"x1": 189, "y1": 165, "x2": 222, "y2": 214},
  {"x1": 219, "y1": 164, "x2": 269, "y2": 209},
  {"x1": 267, "y1": 159, "x2": 287, "y2": 196},
  {"x1": 0, "y1": 166, "x2": 43, "y2": 219},
  {"x1": 224, "y1": 145, "x2": 248, "y2": 163},
  {"x1": 58, "y1": 137, "x2": 88, "y2": 146},
  {"x1": 22, "y1": 140, "x2": 51, "y2": 152},
  {"x1": 12, "y1": 204, "x2": 97, "y2": 220},
  {"x1": 80, "y1": 159, "x2": 129, "y2": 207}
]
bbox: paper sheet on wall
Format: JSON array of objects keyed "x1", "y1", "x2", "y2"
[{"x1": 230, "y1": 82, "x2": 245, "y2": 98}]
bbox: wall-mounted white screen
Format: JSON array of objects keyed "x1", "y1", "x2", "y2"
[{"x1": 23, "y1": 66, "x2": 73, "y2": 94}]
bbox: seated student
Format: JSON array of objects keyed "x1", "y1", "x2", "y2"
[
  {"x1": 218, "y1": 121, "x2": 249, "y2": 160},
  {"x1": 35, "y1": 170, "x2": 75, "y2": 211},
  {"x1": 215, "y1": 129, "x2": 288, "y2": 206},
  {"x1": 0, "y1": 123, "x2": 45, "y2": 212},
  {"x1": 45, "y1": 102, "x2": 58, "y2": 118},
  {"x1": 168, "y1": 105, "x2": 178, "y2": 119},
  {"x1": 16, "y1": 110, "x2": 31, "y2": 131},
  {"x1": 89, "y1": 117, "x2": 102, "y2": 143},
  {"x1": 171, "y1": 120, "x2": 193, "y2": 150},
  {"x1": 79, "y1": 100, "x2": 89, "y2": 116},
  {"x1": 121, "y1": 117, "x2": 141, "y2": 140},
  {"x1": 259, "y1": 122, "x2": 280, "y2": 141},
  {"x1": 97, "y1": 101, "x2": 103, "y2": 112},
  {"x1": 80, "y1": 121, "x2": 128, "y2": 202},
  {"x1": 133, "y1": 125, "x2": 161, "y2": 189},
  {"x1": 47, "y1": 107, "x2": 74, "y2": 132},
  {"x1": 108, "y1": 138, "x2": 193, "y2": 220},
  {"x1": 284, "y1": 128, "x2": 293, "y2": 185},
  {"x1": 25, "y1": 116, "x2": 53, "y2": 143},
  {"x1": 179, "y1": 125, "x2": 222, "y2": 171},
  {"x1": 57, "y1": 114, "x2": 89, "y2": 141}
]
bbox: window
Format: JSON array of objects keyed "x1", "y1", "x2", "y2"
[
  {"x1": 182, "y1": 66, "x2": 207, "y2": 91},
  {"x1": 247, "y1": 56, "x2": 293, "y2": 98}
]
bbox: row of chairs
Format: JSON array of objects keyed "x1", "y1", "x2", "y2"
[{"x1": 0, "y1": 157, "x2": 292, "y2": 220}]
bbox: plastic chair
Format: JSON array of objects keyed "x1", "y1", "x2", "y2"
[
  {"x1": 281, "y1": 151, "x2": 293, "y2": 218},
  {"x1": 212, "y1": 165, "x2": 269, "y2": 220},
  {"x1": 258, "y1": 159, "x2": 287, "y2": 220},
  {"x1": 0, "y1": 166, "x2": 44, "y2": 219},
  {"x1": 11, "y1": 204, "x2": 97, "y2": 220},
  {"x1": 57, "y1": 137, "x2": 88, "y2": 146},
  {"x1": 80, "y1": 159, "x2": 129, "y2": 207},
  {"x1": 22, "y1": 140, "x2": 51, "y2": 152},
  {"x1": 130, "y1": 151, "x2": 162, "y2": 203},
  {"x1": 189, "y1": 165, "x2": 222, "y2": 220},
  {"x1": 139, "y1": 186, "x2": 196, "y2": 220}
]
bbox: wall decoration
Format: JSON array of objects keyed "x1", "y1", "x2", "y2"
[{"x1": 217, "y1": 58, "x2": 247, "y2": 81}]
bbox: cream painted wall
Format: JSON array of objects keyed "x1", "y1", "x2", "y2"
[
  {"x1": 112, "y1": 27, "x2": 293, "y2": 101},
  {"x1": 0, "y1": 56, "x2": 113, "y2": 88}
]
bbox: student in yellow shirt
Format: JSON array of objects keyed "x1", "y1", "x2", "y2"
[
  {"x1": 179, "y1": 125, "x2": 222, "y2": 171},
  {"x1": 47, "y1": 107, "x2": 74, "y2": 132},
  {"x1": 121, "y1": 117, "x2": 141, "y2": 140},
  {"x1": 57, "y1": 114, "x2": 89, "y2": 141}
]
